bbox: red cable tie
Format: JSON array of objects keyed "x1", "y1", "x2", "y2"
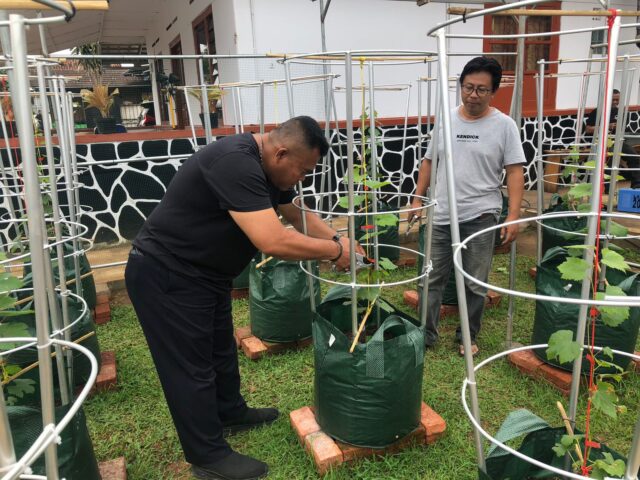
[
  {"x1": 590, "y1": 307, "x2": 599, "y2": 318},
  {"x1": 586, "y1": 440, "x2": 601, "y2": 449},
  {"x1": 360, "y1": 225, "x2": 375, "y2": 231},
  {"x1": 607, "y1": 9, "x2": 617, "y2": 28}
]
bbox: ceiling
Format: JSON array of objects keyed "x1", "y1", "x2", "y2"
[{"x1": 3, "y1": 0, "x2": 159, "y2": 54}]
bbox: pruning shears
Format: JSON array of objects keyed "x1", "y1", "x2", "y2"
[
  {"x1": 405, "y1": 215, "x2": 420, "y2": 237},
  {"x1": 355, "y1": 253, "x2": 375, "y2": 270}
]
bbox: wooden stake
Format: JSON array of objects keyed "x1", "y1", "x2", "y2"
[
  {"x1": 0, "y1": 0, "x2": 109, "y2": 10},
  {"x1": 255, "y1": 256, "x2": 273, "y2": 269},
  {"x1": 13, "y1": 271, "x2": 94, "y2": 307},
  {"x1": 448, "y1": 7, "x2": 640, "y2": 16},
  {"x1": 556, "y1": 401, "x2": 585, "y2": 464},
  {"x1": 349, "y1": 285, "x2": 384, "y2": 354}
]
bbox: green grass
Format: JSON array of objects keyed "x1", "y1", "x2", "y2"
[{"x1": 85, "y1": 253, "x2": 640, "y2": 479}]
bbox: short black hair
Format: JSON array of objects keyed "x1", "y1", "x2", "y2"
[
  {"x1": 460, "y1": 56, "x2": 503, "y2": 92},
  {"x1": 272, "y1": 116, "x2": 329, "y2": 157},
  {"x1": 613, "y1": 89, "x2": 620, "y2": 95}
]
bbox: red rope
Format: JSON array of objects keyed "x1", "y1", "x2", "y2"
[{"x1": 581, "y1": 8, "x2": 618, "y2": 471}]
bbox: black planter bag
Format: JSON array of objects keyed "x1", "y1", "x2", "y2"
[
  {"x1": 22, "y1": 242, "x2": 96, "y2": 310},
  {"x1": 4, "y1": 294, "x2": 102, "y2": 406},
  {"x1": 313, "y1": 286, "x2": 425, "y2": 448},
  {"x1": 531, "y1": 247, "x2": 640, "y2": 373},
  {"x1": 479, "y1": 409, "x2": 627, "y2": 480},
  {"x1": 249, "y1": 258, "x2": 320, "y2": 343},
  {"x1": 416, "y1": 195, "x2": 509, "y2": 306},
  {"x1": 8, "y1": 404, "x2": 101, "y2": 480},
  {"x1": 355, "y1": 201, "x2": 399, "y2": 262},
  {"x1": 541, "y1": 197, "x2": 585, "y2": 255}
]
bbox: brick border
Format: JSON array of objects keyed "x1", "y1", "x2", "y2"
[
  {"x1": 93, "y1": 283, "x2": 111, "y2": 325},
  {"x1": 98, "y1": 457, "x2": 127, "y2": 480},
  {"x1": 290, "y1": 403, "x2": 446, "y2": 475},
  {"x1": 231, "y1": 288, "x2": 249, "y2": 300},
  {"x1": 234, "y1": 326, "x2": 312, "y2": 361},
  {"x1": 91, "y1": 351, "x2": 118, "y2": 394},
  {"x1": 402, "y1": 289, "x2": 502, "y2": 318}
]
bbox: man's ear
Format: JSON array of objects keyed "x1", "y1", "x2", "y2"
[{"x1": 274, "y1": 147, "x2": 288, "y2": 163}]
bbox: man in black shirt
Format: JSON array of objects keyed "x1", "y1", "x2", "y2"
[
  {"x1": 126, "y1": 116, "x2": 359, "y2": 480},
  {"x1": 584, "y1": 89, "x2": 640, "y2": 189}
]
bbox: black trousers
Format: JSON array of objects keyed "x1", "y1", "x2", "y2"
[{"x1": 125, "y1": 250, "x2": 247, "y2": 465}]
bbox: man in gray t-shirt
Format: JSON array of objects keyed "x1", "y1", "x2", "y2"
[{"x1": 409, "y1": 57, "x2": 525, "y2": 356}]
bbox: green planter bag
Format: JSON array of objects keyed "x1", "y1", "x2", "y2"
[
  {"x1": 8, "y1": 404, "x2": 101, "y2": 480},
  {"x1": 249, "y1": 258, "x2": 320, "y2": 343},
  {"x1": 540, "y1": 197, "x2": 585, "y2": 255},
  {"x1": 22, "y1": 242, "x2": 96, "y2": 310},
  {"x1": 355, "y1": 201, "x2": 399, "y2": 262},
  {"x1": 313, "y1": 286, "x2": 425, "y2": 448},
  {"x1": 531, "y1": 247, "x2": 640, "y2": 373},
  {"x1": 4, "y1": 294, "x2": 101, "y2": 406},
  {"x1": 232, "y1": 261, "x2": 251, "y2": 290},
  {"x1": 479, "y1": 409, "x2": 627, "y2": 480}
]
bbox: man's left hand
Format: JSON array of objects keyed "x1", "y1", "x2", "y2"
[{"x1": 500, "y1": 215, "x2": 520, "y2": 245}]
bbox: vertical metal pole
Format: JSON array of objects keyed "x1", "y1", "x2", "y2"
[
  {"x1": 183, "y1": 87, "x2": 198, "y2": 148},
  {"x1": 435, "y1": 29, "x2": 486, "y2": 471},
  {"x1": 426, "y1": 62, "x2": 432, "y2": 152},
  {"x1": 198, "y1": 58, "x2": 213, "y2": 145},
  {"x1": 231, "y1": 88, "x2": 240, "y2": 134},
  {"x1": 398, "y1": 84, "x2": 411, "y2": 208},
  {"x1": 345, "y1": 52, "x2": 358, "y2": 336},
  {"x1": 9, "y1": 13, "x2": 59, "y2": 479},
  {"x1": 368, "y1": 62, "x2": 379, "y2": 268},
  {"x1": 149, "y1": 59, "x2": 161, "y2": 127},
  {"x1": 0, "y1": 384, "x2": 16, "y2": 476},
  {"x1": 319, "y1": 74, "x2": 334, "y2": 217},
  {"x1": 259, "y1": 82, "x2": 265, "y2": 135},
  {"x1": 36, "y1": 63, "x2": 70, "y2": 406},
  {"x1": 237, "y1": 87, "x2": 245, "y2": 133},
  {"x1": 417, "y1": 79, "x2": 423, "y2": 163},
  {"x1": 625, "y1": 415, "x2": 640, "y2": 480},
  {"x1": 536, "y1": 61, "x2": 545, "y2": 264},
  {"x1": 567, "y1": 14, "x2": 621, "y2": 428}
]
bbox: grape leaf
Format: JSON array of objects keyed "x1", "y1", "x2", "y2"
[
  {"x1": 0, "y1": 322, "x2": 30, "y2": 351},
  {"x1": 566, "y1": 245, "x2": 594, "y2": 257},
  {"x1": 601, "y1": 248, "x2": 629, "y2": 271},
  {"x1": 338, "y1": 194, "x2": 366, "y2": 209},
  {"x1": 357, "y1": 287, "x2": 380, "y2": 303},
  {"x1": 363, "y1": 180, "x2": 392, "y2": 190},
  {"x1": 375, "y1": 213, "x2": 398, "y2": 227},
  {"x1": 602, "y1": 220, "x2": 628, "y2": 238},
  {"x1": 568, "y1": 183, "x2": 593, "y2": 199},
  {"x1": 591, "y1": 381, "x2": 618, "y2": 418},
  {"x1": 377, "y1": 257, "x2": 397, "y2": 271},
  {"x1": 0, "y1": 295, "x2": 17, "y2": 312},
  {"x1": 592, "y1": 453, "x2": 626, "y2": 479},
  {"x1": 359, "y1": 230, "x2": 382, "y2": 241},
  {"x1": 602, "y1": 346, "x2": 614, "y2": 359},
  {"x1": 557, "y1": 257, "x2": 590, "y2": 281},
  {"x1": 546, "y1": 330, "x2": 581, "y2": 364},
  {"x1": 5, "y1": 378, "x2": 35, "y2": 403},
  {"x1": 595, "y1": 289, "x2": 629, "y2": 327},
  {"x1": 377, "y1": 299, "x2": 394, "y2": 313},
  {"x1": 577, "y1": 203, "x2": 591, "y2": 213},
  {"x1": 0, "y1": 272, "x2": 21, "y2": 294}
]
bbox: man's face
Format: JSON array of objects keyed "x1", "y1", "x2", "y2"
[
  {"x1": 460, "y1": 71, "x2": 495, "y2": 117},
  {"x1": 269, "y1": 143, "x2": 320, "y2": 190},
  {"x1": 612, "y1": 93, "x2": 620, "y2": 109}
]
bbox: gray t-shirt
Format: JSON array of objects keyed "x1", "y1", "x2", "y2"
[{"x1": 425, "y1": 107, "x2": 526, "y2": 225}]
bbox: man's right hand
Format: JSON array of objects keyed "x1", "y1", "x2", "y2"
[
  {"x1": 407, "y1": 197, "x2": 423, "y2": 224},
  {"x1": 333, "y1": 236, "x2": 364, "y2": 271}
]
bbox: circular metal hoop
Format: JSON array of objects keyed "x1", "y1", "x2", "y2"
[
  {"x1": 292, "y1": 191, "x2": 436, "y2": 217},
  {"x1": 461, "y1": 343, "x2": 640, "y2": 480},
  {"x1": 299, "y1": 243, "x2": 429, "y2": 289},
  {"x1": 453, "y1": 211, "x2": 640, "y2": 307},
  {"x1": 0, "y1": 337, "x2": 98, "y2": 480}
]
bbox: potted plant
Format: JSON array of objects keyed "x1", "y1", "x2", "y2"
[
  {"x1": 80, "y1": 84, "x2": 120, "y2": 134},
  {"x1": 187, "y1": 85, "x2": 224, "y2": 129}
]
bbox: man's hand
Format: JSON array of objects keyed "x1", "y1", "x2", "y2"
[
  {"x1": 609, "y1": 122, "x2": 617, "y2": 133},
  {"x1": 333, "y1": 237, "x2": 365, "y2": 271},
  {"x1": 407, "y1": 197, "x2": 423, "y2": 224},
  {"x1": 500, "y1": 214, "x2": 519, "y2": 245}
]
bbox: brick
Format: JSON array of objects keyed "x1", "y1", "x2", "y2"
[
  {"x1": 241, "y1": 336, "x2": 267, "y2": 360},
  {"x1": 231, "y1": 288, "x2": 249, "y2": 300},
  {"x1": 385, "y1": 425, "x2": 427, "y2": 454},
  {"x1": 234, "y1": 326, "x2": 252, "y2": 347},
  {"x1": 94, "y1": 303, "x2": 111, "y2": 325},
  {"x1": 494, "y1": 243, "x2": 511, "y2": 255},
  {"x1": 297, "y1": 337, "x2": 313, "y2": 349},
  {"x1": 98, "y1": 457, "x2": 127, "y2": 480},
  {"x1": 486, "y1": 290, "x2": 502, "y2": 307},
  {"x1": 508, "y1": 349, "x2": 544, "y2": 374},
  {"x1": 396, "y1": 257, "x2": 417, "y2": 267},
  {"x1": 95, "y1": 283, "x2": 110, "y2": 298},
  {"x1": 290, "y1": 406, "x2": 321, "y2": 444},
  {"x1": 420, "y1": 403, "x2": 447, "y2": 444},
  {"x1": 304, "y1": 431, "x2": 343, "y2": 476},
  {"x1": 261, "y1": 340, "x2": 290, "y2": 354},
  {"x1": 529, "y1": 267, "x2": 537, "y2": 279},
  {"x1": 96, "y1": 292, "x2": 110, "y2": 306},
  {"x1": 440, "y1": 304, "x2": 459, "y2": 318},
  {"x1": 94, "y1": 351, "x2": 117, "y2": 392},
  {"x1": 403, "y1": 290, "x2": 419, "y2": 310},
  {"x1": 632, "y1": 352, "x2": 640, "y2": 372},
  {"x1": 538, "y1": 363, "x2": 572, "y2": 394},
  {"x1": 336, "y1": 441, "x2": 377, "y2": 462}
]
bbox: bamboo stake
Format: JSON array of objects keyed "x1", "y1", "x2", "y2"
[
  {"x1": 349, "y1": 285, "x2": 384, "y2": 353},
  {"x1": 1, "y1": 330, "x2": 96, "y2": 386},
  {"x1": 557, "y1": 401, "x2": 585, "y2": 464},
  {"x1": 255, "y1": 256, "x2": 273, "y2": 269},
  {"x1": 13, "y1": 270, "x2": 93, "y2": 307},
  {"x1": 267, "y1": 53, "x2": 434, "y2": 62},
  {"x1": 448, "y1": 7, "x2": 640, "y2": 16},
  {"x1": 0, "y1": 0, "x2": 108, "y2": 9}
]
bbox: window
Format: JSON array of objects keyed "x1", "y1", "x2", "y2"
[
  {"x1": 483, "y1": 3, "x2": 560, "y2": 114},
  {"x1": 193, "y1": 7, "x2": 217, "y2": 84}
]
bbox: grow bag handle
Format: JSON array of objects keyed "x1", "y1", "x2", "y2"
[{"x1": 365, "y1": 315, "x2": 424, "y2": 379}]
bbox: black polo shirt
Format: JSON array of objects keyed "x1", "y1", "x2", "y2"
[{"x1": 133, "y1": 133, "x2": 295, "y2": 290}]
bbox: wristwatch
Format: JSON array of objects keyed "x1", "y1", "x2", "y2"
[{"x1": 330, "y1": 233, "x2": 343, "y2": 262}]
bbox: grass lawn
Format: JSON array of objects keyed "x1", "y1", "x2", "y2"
[{"x1": 85, "y1": 251, "x2": 640, "y2": 479}]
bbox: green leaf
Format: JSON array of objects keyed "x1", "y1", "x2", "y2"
[
  {"x1": 602, "y1": 221, "x2": 628, "y2": 238},
  {"x1": 568, "y1": 183, "x2": 593, "y2": 199},
  {"x1": 602, "y1": 346, "x2": 614, "y2": 359},
  {"x1": 375, "y1": 213, "x2": 399, "y2": 227},
  {"x1": 557, "y1": 257, "x2": 590, "y2": 281},
  {"x1": 377, "y1": 257, "x2": 397, "y2": 271},
  {"x1": 566, "y1": 245, "x2": 594, "y2": 257},
  {"x1": 3, "y1": 364, "x2": 21, "y2": 376},
  {"x1": 337, "y1": 194, "x2": 366, "y2": 209},
  {"x1": 357, "y1": 287, "x2": 380, "y2": 303},
  {"x1": 546, "y1": 330, "x2": 581, "y2": 364},
  {"x1": 377, "y1": 299, "x2": 394, "y2": 313},
  {"x1": 359, "y1": 230, "x2": 382, "y2": 242},
  {"x1": 577, "y1": 203, "x2": 592, "y2": 213},
  {"x1": 601, "y1": 248, "x2": 629, "y2": 271},
  {"x1": 5, "y1": 378, "x2": 35, "y2": 401},
  {"x1": 0, "y1": 322, "x2": 30, "y2": 351},
  {"x1": 363, "y1": 180, "x2": 392, "y2": 190},
  {"x1": 0, "y1": 295, "x2": 17, "y2": 312},
  {"x1": 595, "y1": 289, "x2": 629, "y2": 327},
  {"x1": 592, "y1": 452, "x2": 626, "y2": 479},
  {"x1": 591, "y1": 381, "x2": 618, "y2": 418},
  {"x1": 563, "y1": 165, "x2": 578, "y2": 178},
  {"x1": 0, "y1": 272, "x2": 22, "y2": 293}
]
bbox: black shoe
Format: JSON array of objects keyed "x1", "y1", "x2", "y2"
[
  {"x1": 191, "y1": 452, "x2": 268, "y2": 480},
  {"x1": 222, "y1": 407, "x2": 279, "y2": 436}
]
